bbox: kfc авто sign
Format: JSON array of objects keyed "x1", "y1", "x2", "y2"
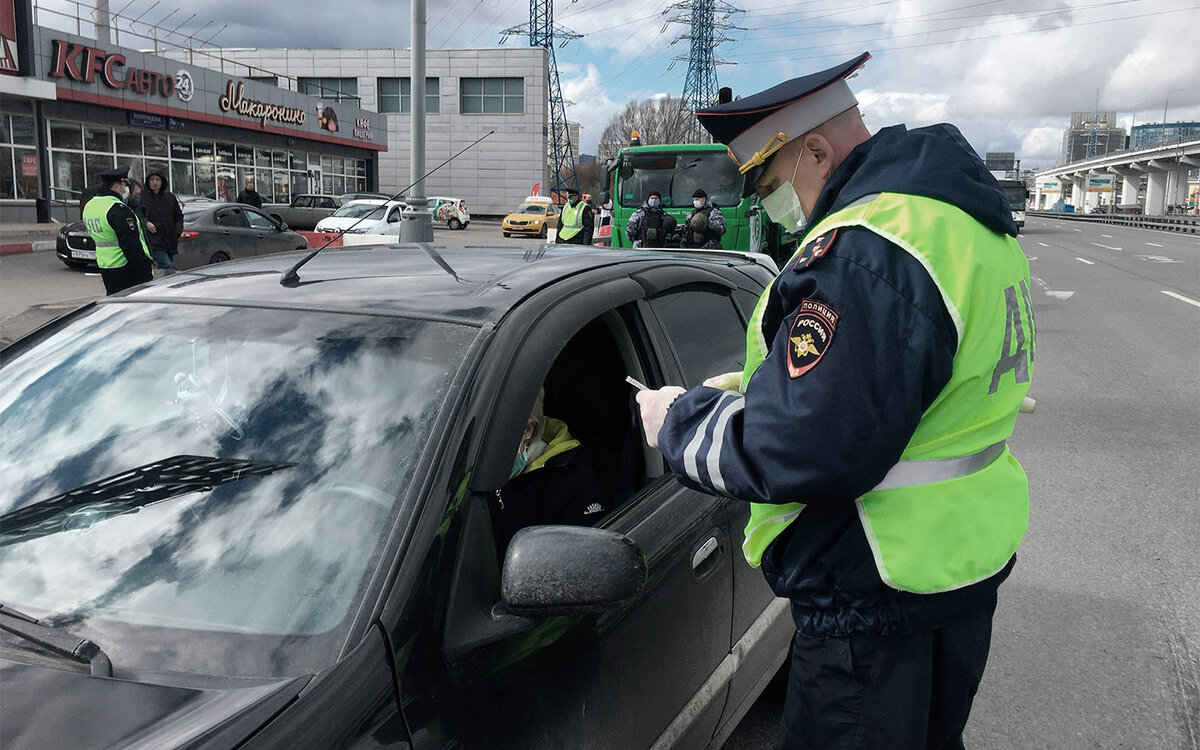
[{"x1": 50, "y1": 40, "x2": 188, "y2": 99}]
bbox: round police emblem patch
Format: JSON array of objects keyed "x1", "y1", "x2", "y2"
[{"x1": 786, "y1": 299, "x2": 838, "y2": 378}]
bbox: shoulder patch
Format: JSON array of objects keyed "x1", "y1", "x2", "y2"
[
  {"x1": 790, "y1": 228, "x2": 838, "y2": 272},
  {"x1": 786, "y1": 299, "x2": 838, "y2": 378},
  {"x1": 126, "y1": 217, "x2": 139, "y2": 231}
]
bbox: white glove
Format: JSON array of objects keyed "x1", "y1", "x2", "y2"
[
  {"x1": 702, "y1": 370, "x2": 743, "y2": 392},
  {"x1": 636, "y1": 386, "x2": 686, "y2": 449}
]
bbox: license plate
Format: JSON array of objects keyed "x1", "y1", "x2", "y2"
[{"x1": 72, "y1": 249, "x2": 97, "y2": 260}]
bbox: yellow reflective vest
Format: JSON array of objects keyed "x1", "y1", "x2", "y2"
[{"x1": 82, "y1": 194, "x2": 152, "y2": 269}]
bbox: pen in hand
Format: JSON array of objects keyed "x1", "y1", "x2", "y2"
[{"x1": 625, "y1": 375, "x2": 650, "y2": 391}]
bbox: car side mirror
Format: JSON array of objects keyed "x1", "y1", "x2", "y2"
[
  {"x1": 598, "y1": 191, "x2": 610, "y2": 206},
  {"x1": 501, "y1": 526, "x2": 647, "y2": 616},
  {"x1": 277, "y1": 220, "x2": 289, "y2": 231}
]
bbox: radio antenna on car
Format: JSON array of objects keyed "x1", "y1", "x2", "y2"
[{"x1": 280, "y1": 130, "x2": 494, "y2": 287}]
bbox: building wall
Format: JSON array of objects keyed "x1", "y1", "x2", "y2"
[{"x1": 169, "y1": 48, "x2": 550, "y2": 215}]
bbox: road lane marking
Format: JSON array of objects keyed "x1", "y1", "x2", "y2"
[
  {"x1": 1136, "y1": 255, "x2": 1182, "y2": 263},
  {"x1": 1038, "y1": 242, "x2": 1049, "y2": 247},
  {"x1": 1146, "y1": 242, "x2": 1164, "y2": 247},
  {"x1": 1101, "y1": 234, "x2": 1112, "y2": 238},
  {"x1": 1162, "y1": 291, "x2": 1200, "y2": 308},
  {"x1": 1032, "y1": 276, "x2": 1074, "y2": 299},
  {"x1": 1075, "y1": 258, "x2": 1095, "y2": 265},
  {"x1": 1090, "y1": 242, "x2": 1122, "y2": 250},
  {"x1": 1073, "y1": 228, "x2": 1082, "y2": 232}
]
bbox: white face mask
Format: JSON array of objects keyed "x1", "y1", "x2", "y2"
[
  {"x1": 693, "y1": 199, "x2": 704, "y2": 209},
  {"x1": 759, "y1": 150, "x2": 805, "y2": 234}
]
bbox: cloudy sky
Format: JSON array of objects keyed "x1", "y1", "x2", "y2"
[{"x1": 40, "y1": 0, "x2": 1200, "y2": 168}]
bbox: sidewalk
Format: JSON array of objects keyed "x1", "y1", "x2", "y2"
[{"x1": 0, "y1": 222, "x2": 62, "y2": 256}]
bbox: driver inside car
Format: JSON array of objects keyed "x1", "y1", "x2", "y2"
[{"x1": 490, "y1": 387, "x2": 610, "y2": 551}]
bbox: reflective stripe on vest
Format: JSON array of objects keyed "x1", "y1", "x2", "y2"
[
  {"x1": 82, "y1": 194, "x2": 151, "y2": 269},
  {"x1": 559, "y1": 202, "x2": 584, "y2": 240},
  {"x1": 739, "y1": 192, "x2": 1033, "y2": 594}
]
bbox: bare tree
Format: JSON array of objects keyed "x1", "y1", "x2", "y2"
[{"x1": 597, "y1": 96, "x2": 695, "y2": 163}]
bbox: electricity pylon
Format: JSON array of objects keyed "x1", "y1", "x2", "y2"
[{"x1": 663, "y1": 0, "x2": 742, "y2": 142}]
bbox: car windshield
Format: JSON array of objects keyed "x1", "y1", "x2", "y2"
[
  {"x1": 331, "y1": 202, "x2": 387, "y2": 219},
  {"x1": 618, "y1": 151, "x2": 744, "y2": 209},
  {"x1": 514, "y1": 204, "x2": 546, "y2": 214},
  {"x1": 0, "y1": 303, "x2": 474, "y2": 678}
]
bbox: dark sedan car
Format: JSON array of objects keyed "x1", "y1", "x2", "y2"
[
  {"x1": 0, "y1": 245, "x2": 792, "y2": 749},
  {"x1": 56, "y1": 203, "x2": 307, "y2": 271}
]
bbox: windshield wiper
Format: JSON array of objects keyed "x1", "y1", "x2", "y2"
[
  {"x1": 0, "y1": 455, "x2": 297, "y2": 546},
  {"x1": 0, "y1": 603, "x2": 113, "y2": 677}
]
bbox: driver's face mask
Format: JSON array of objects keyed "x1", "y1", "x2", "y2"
[{"x1": 759, "y1": 149, "x2": 806, "y2": 235}]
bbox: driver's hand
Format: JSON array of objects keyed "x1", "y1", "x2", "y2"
[
  {"x1": 702, "y1": 371, "x2": 743, "y2": 392},
  {"x1": 636, "y1": 386, "x2": 686, "y2": 449}
]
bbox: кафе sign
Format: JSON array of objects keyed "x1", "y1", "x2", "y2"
[{"x1": 49, "y1": 39, "x2": 193, "y2": 100}]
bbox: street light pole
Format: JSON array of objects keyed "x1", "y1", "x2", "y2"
[{"x1": 401, "y1": 0, "x2": 434, "y2": 242}]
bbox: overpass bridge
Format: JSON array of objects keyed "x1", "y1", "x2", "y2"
[{"x1": 1032, "y1": 138, "x2": 1200, "y2": 216}]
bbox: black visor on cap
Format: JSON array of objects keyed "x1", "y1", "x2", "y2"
[{"x1": 741, "y1": 163, "x2": 765, "y2": 198}]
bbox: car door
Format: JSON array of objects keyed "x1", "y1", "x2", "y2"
[
  {"x1": 639, "y1": 265, "x2": 794, "y2": 740},
  {"x1": 244, "y1": 206, "x2": 293, "y2": 257},
  {"x1": 290, "y1": 194, "x2": 313, "y2": 227},
  {"x1": 209, "y1": 205, "x2": 255, "y2": 261},
  {"x1": 391, "y1": 268, "x2": 743, "y2": 749}
]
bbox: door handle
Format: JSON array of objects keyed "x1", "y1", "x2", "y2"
[{"x1": 692, "y1": 535, "x2": 722, "y2": 577}]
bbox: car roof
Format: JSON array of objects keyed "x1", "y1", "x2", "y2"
[{"x1": 112, "y1": 245, "x2": 769, "y2": 326}]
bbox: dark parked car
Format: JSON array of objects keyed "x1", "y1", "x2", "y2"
[
  {"x1": 0, "y1": 245, "x2": 792, "y2": 749},
  {"x1": 56, "y1": 203, "x2": 308, "y2": 271}
]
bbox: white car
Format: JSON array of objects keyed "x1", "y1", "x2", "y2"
[
  {"x1": 428, "y1": 196, "x2": 471, "y2": 230},
  {"x1": 314, "y1": 199, "x2": 407, "y2": 236}
]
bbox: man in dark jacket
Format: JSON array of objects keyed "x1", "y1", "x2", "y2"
[
  {"x1": 679, "y1": 188, "x2": 727, "y2": 249},
  {"x1": 636, "y1": 52, "x2": 1034, "y2": 749},
  {"x1": 137, "y1": 170, "x2": 184, "y2": 274},
  {"x1": 624, "y1": 190, "x2": 677, "y2": 248},
  {"x1": 490, "y1": 388, "x2": 609, "y2": 551},
  {"x1": 236, "y1": 178, "x2": 263, "y2": 208}
]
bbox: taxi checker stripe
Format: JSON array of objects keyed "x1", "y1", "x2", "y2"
[
  {"x1": 682, "y1": 391, "x2": 741, "y2": 489},
  {"x1": 871, "y1": 440, "x2": 1006, "y2": 492}
]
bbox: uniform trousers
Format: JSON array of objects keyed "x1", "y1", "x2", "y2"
[
  {"x1": 100, "y1": 264, "x2": 152, "y2": 295},
  {"x1": 777, "y1": 598, "x2": 996, "y2": 750}
]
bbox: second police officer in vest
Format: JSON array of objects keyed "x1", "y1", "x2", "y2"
[
  {"x1": 555, "y1": 188, "x2": 594, "y2": 245},
  {"x1": 635, "y1": 52, "x2": 1035, "y2": 748},
  {"x1": 679, "y1": 188, "x2": 727, "y2": 249},
  {"x1": 82, "y1": 165, "x2": 155, "y2": 295},
  {"x1": 624, "y1": 190, "x2": 677, "y2": 248}
]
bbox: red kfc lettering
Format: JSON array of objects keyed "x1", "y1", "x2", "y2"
[
  {"x1": 101, "y1": 53, "x2": 126, "y2": 89},
  {"x1": 50, "y1": 40, "x2": 85, "y2": 80},
  {"x1": 83, "y1": 47, "x2": 106, "y2": 84}
]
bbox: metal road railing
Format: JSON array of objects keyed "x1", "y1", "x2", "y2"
[{"x1": 1028, "y1": 211, "x2": 1199, "y2": 234}]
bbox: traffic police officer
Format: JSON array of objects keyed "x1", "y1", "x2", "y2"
[
  {"x1": 555, "y1": 188, "x2": 593, "y2": 244},
  {"x1": 635, "y1": 52, "x2": 1035, "y2": 748},
  {"x1": 83, "y1": 165, "x2": 154, "y2": 295}
]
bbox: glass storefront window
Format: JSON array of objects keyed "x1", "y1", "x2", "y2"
[
  {"x1": 171, "y1": 161, "x2": 195, "y2": 196},
  {"x1": 194, "y1": 141, "x2": 216, "y2": 162},
  {"x1": 272, "y1": 150, "x2": 288, "y2": 169},
  {"x1": 216, "y1": 143, "x2": 235, "y2": 164},
  {"x1": 195, "y1": 162, "x2": 216, "y2": 200},
  {"x1": 255, "y1": 148, "x2": 271, "y2": 168},
  {"x1": 85, "y1": 153, "x2": 115, "y2": 185},
  {"x1": 290, "y1": 152, "x2": 306, "y2": 171},
  {"x1": 50, "y1": 122, "x2": 83, "y2": 150},
  {"x1": 273, "y1": 171, "x2": 290, "y2": 203},
  {"x1": 332, "y1": 175, "x2": 345, "y2": 195},
  {"x1": 11, "y1": 116, "x2": 35, "y2": 146},
  {"x1": 170, "y1": 137, "x2": 193, "y2": 161},
  {"x1": 1, "y1": 117, "x2": 10, "y2": 145},
  {"x1": 291, "y1": 172, "x2": 308, "y2": 199},
  {"x1": 215, "y1": 165, "x2": 236, "y2": 201},
  {"x1": 144, "y1": 132, "x2": 168, "y2": 158},
  {"x1": 84, "y1": 126, "x2": 112, "y2": 153},
  {"x1": 51, "y1": 151, "x2": 84, "y2": 201},
  {"x1": 0, "y1": 146, "x2": 14, "y2": 198},
  {"x1": 236, "y1": 146, "x2": 254, "y2": 166},
  {"x1": 116, "y1": 129, "x2": 143, "y2": 156}
]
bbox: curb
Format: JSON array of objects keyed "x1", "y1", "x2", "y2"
[{"x1": 1, "y1": 240, "x2": 57, "y2": 256}]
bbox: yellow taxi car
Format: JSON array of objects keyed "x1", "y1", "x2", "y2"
[{"x1": 501, "y1": 198, "x2": 559, "y2": 239}]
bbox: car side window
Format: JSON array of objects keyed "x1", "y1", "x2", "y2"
[
  {"x1": 387, "y1": 207, "x2": 401, "y2": 223},
  {"x1": 647, "y1": 288, "x2": 747, "y2": 387},
  {"x1": 293, "y1": 196, "x2": 312, "y2": 208},
  {"x1": 490, "y1": 312, "x2": 646, "y2": 554},
  {"x1": 245, "y1": 210, "x2": 277, "y2": 230},
  {"x1": 215, "y1": 208, "x2": 250, "y2": 228},
  {"x1": 318, "y1": 197, "x2": 336, "y2": 208}
]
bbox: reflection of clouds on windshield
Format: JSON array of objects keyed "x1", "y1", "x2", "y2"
[{"x1": 0, "y1": 304, "x2": 470, "y2": 677}]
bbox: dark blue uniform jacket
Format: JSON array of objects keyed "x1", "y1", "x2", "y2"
[{"x1": 658, "y1": 124, "x2": 1020, "y2": 637}]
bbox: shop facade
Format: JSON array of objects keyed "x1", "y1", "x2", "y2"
[{"x1": 1, "y1": 15, "x2": 386, "y2": 222}]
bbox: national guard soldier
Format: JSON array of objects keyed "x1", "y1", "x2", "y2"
[
  {"x1": 679, "y1": 188, "x2": 726, "y2": 249},
  {"x1": 635, "y1": 52, "x2": 1035, "y2": 749},
  {"x1": 83, "y1": 165, "x2": 154, "y2": 295}
]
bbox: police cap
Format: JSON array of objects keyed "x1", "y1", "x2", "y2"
[
  {"x1": 697, "y1": 52, "x2": 871, "y2": 182},
  {"x1": 98, "y1": 165, "x2": 131, "y2": 181}
]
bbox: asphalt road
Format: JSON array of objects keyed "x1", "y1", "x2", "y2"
[{"x1": 2, "y1": 218, "x2": 1198, "y2": 748}]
